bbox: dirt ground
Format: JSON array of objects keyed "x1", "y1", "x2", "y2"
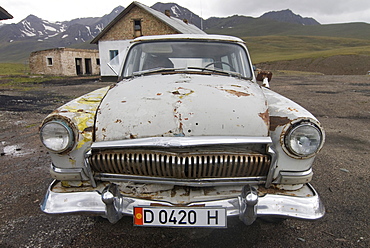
[
  {"x1": 257, "y1": 54, "x2": 370, "y2": 75},
  {"x1": 0, "y1": 74, "x2": 369, "y2": 247}
]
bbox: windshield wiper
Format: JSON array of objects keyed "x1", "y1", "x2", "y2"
[
  {"x1": 132, "y1": 67, "x2": 244, "y2": 78},
  {"x1": 133, "y1": 67, "x2": 186, "y2": 76},
  {"x1": 187, "y1": 67, "x2": 243, "y2": 78}
]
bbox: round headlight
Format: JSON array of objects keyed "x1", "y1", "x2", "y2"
[
  {"x1": 40, "y1": 120, "x2": 75, "y2": 153},
  {"x1": 284, "y1": 122, "x2": 323, "y2": 158}
]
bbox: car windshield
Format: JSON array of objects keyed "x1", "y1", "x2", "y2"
[{"x1": 122, "y1": 40, "x2": 253, "y2": 78}]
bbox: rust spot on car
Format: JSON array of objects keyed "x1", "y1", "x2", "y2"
[
  {"x1": 109, "y1": 83, "x2": 118, "y2": 89},
  {"x1": 222, "y1": 89, "x2": 250, "y2": 97},
  {"x1": 121, "y1": 101, "x2": 127, "y2": 103},
  {"x1": 115, "y1": 119, "x2": 122, "y2": 123},
  {"x1": 203, "y1": 187, "x2": 217, "y2": 195},
  {"x1": 171, "y1": 188, "x2": 177, "y2": 197},
  {"x1": 171, "y1": 87, "x2": 194, "y2": 97},
  {"x1": 157, "y1": 93, "x2": 162, "y2": 96},
  {"x1": 288, "y1": 107, "x2": 299, "y2": 112},
  {"x1": 269, "y1": 116, "x2": 290, "y2": 131},
  {"x1": 83, "y1": 126, "x2": 93, "y2": 133},
  {"x1": 150, "y1": 203, "x2": 171, "y2": 207},
  {"x1": 258, "y1": 185, "x2": 297, "y2": 197},
  {"x1": 258, "y1": 109, "x2": 270, "y2": 126},
  {"x1": 77, "y1": 109, "x2": 84, "y2": 112},
  {"x1": 130, "y1": 134, "x2": 137, "y2": 139}
]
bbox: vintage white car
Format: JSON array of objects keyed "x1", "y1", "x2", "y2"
[{"x1": 40, "y1": 34, "x2": 325, "y2": 227}]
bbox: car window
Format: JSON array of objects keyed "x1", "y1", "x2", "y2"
[{"x1": 122, "y1": 41, "x2": 252, "y2": 78}]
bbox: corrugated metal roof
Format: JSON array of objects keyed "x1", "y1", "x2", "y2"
[
  {"x1": 134, "y1": 2, "x2": 205, "y2": 35},
  {"x1": 91, "y1": 1, "x2": 205, "y2": 44}
]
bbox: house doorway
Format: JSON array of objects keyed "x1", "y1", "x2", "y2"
[
  {"x1": 85, "y1": 58, "x2": 92, "y2": 74},
  {"x1": 75, "y1": 58, "x2": 82, "y2": 75}
]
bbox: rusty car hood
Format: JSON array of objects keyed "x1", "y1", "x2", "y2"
[{"x1": 95, "y1": 74, "x2": 269, "y2": 141}]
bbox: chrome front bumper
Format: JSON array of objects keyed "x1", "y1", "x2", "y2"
[{"x1": 41, "y1": 180, "x2": 325, "y2": 226}]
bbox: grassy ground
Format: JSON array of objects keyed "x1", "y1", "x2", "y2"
[
  {"x1": 2, "y1": 35, "x2": 370, "y2": 78},
  {"x1": 244, "y1": 35, "x2": 370, "y2": 63},
  {"x1": 0, "y1": 63, "x2": 99, "y2": 90},
  {"x1": 0, "y1": 63, "x2": 30, "y2": 75},
  {"x1": 0, "y1": 63, "x2": 56, "y2": 88}
]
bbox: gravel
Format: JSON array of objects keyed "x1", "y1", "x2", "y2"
[{"x1": 0, "y1": 74, "x2": 369, "y2": 247}]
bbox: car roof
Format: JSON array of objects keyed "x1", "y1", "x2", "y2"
[{"x1": 131, "y1": 34, "x2": 245, "y2": 44}]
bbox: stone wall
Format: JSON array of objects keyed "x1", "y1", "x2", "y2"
[
  {"x1": 99, "y1": 5, "x2": 179, "y2": 41},
  {"x1": 29, "y1": 48, "x2": 100, "y2": 76}
]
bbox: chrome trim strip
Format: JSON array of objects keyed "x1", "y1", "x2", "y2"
[
  {"x1": 279, "y1": 168, "x2": 313, "y2": 177},
  {"x1": 41, "y1": 181, "x2": 325, "y2": 224},
  {"x1": 51, "y1": 164, "x2": 83, "y2": 174},
  {"x1": 95, "y1": 173, "x2": 266, "y2": 186},
  {"x1": 84, "y1": 150, "x2": 97, "y2": 187},
  {"x1": 91, "y1": 136, "x2": 272, "y2": 150},
  {"x1": 265, "y1": 145, "x2": 278, "y2": 188}
]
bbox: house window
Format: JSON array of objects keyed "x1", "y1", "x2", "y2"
[
  {"x1": 133, "y1": 19, "x2": 142, "y2": 37},
  {"x1": 109, "y1": 50, "x2": 119, "y2": 65},
  {"x1": 96, "y1": 58, "x2": 100, "y2": 65},
  {"x1": 109, "y1": 50, "x2": 119, "y2": 60},
  {"x1": 47, "y1": 57, "x2": 53, "y2": 66}
]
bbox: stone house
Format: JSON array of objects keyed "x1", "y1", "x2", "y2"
[
  {"x1": 91, "y1": 1, "x2": 205, "y2": 81},
  {"x1": 29, "y1": 48, "x2": 100, "y2": 76}
]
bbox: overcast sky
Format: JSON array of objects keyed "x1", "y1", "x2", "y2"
[{"x1": 1, "y1": 0, "x2": 370, "y2": 25}]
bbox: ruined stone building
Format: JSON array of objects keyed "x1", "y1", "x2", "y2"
[
  {"x1": 91, "y1": 1, "x2": 205, "y2": 81},
  {"x1": 29, "y1": 48, "x2": 100, "y2": 76}
]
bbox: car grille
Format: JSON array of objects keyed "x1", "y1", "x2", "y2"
[{"x1": 89, "y1": 150, "x2": 271, "y2": 179}]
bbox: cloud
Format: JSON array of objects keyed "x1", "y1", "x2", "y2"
[
  {"x1": 2, "y1": 0, "x2": 370, "y2": 24},
  {"x1": 199, "y1": 0, "x2": 370, "y2": 23}
]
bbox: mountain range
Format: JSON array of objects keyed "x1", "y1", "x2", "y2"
[{"x1": 0, "y1": 2, "x2": 369, "y2": 63}]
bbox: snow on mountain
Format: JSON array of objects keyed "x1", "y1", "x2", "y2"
[
  {"x1": 151, "y1": 2, "x2": 203, "y2": 28},
  {"x1": 170, "y1": 5, "x2": 182, "y2": 18},
  {"x1": 0, "y1": 6, "x2": 124, "y2": 45}
]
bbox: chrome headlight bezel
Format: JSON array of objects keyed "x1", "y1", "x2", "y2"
[
  {"x1": 281, "y1": 119, "x2": 324, "y2": 159},
  {"x1": 40, "y1": 119, "x2": 76, "y2": 153}
]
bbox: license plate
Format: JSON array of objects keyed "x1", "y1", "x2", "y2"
[{"x1": 133, "y1": 207, "x2": 227, "y2": 228}]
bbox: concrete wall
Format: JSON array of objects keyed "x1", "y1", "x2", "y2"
[
  {"x1": 29, "y1": 48, "x2": 100, "y2": 76},
  {"x1": 98, "y1": 40, "x2": 131, "y2": 78}
]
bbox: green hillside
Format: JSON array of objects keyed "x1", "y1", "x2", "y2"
[
  {"x1": 206, "y1": 18, "x2": 370, "y2": 40},
  {"x1": 244, "y1": 35, "x2": 370, "y2": 63},
  {"x1": 1, "y1": 15, "x2": 369, "y2": 74},
  {"x1": 282, "y1": 22, "x2": 370, "y2": 40},
  {"x1": 205, "y1": 19, "x2": 370, "y2": 74}
]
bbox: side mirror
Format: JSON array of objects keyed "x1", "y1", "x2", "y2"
[{"x1": 256, "y1": 70, "x2": 273, "y2": 88}]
